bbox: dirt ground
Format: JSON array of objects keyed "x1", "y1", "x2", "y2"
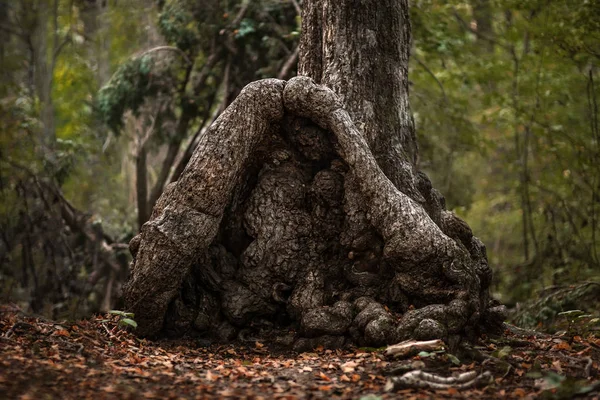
[{"x1": 1, "y1": 304, "x2": 599, "y2": 399}]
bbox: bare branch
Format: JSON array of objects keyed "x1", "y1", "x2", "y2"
[
  {"x1": 137, "y1": 46, "x2": 192, "y2": 66},
  {"x1": 231, "y1": 0, "x2": 251, "y2": 27},
  {"x1": 413, "y1": 57, "x2": 448, "y2": 103},
  {"x1": 290, "y1": 0, "x2": 302, "y2": 16},
  {"x1": 278, "y1": 46, "x2": 299, "y2": 80},
  {"x1": 452, "y1": 8, "x2": 510, "y2": 51}
]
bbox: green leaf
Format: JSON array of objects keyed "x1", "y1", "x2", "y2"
[
  {"x1": 493, "y1": 346, "x2": 512, "y2": 359},
  {"x1": 109, "y1": 310, "x2": 134, "y2": 318},
  {"x1": 236, "y1": 19, "x2": 256, "y2": 38},
  {"x1": 558, "y1": 310, "x2": 585, "y2": 318},
  {"x1": 544, "y1": 371, "x2": 566, "y2": 387},
  {"x1": 119, "y1": 318, "x2": 138, "y2": 329},
  {"x1": 359, "y1": 395, "x2": 382, "y2": 400},
  {"x1": 447, "y1": 353, "x2": 461, "y2": 365},
  {"x1": 576, "y1": 314, "x2": 593, "y2": 319}
]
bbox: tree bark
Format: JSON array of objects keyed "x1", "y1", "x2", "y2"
[{"x1": 123, "y1": 0, "x2": 505, "y2": 346}]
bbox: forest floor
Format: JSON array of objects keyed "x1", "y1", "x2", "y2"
[{"x1": 1, "y1": 304, "x2": 599, "y2": 400}]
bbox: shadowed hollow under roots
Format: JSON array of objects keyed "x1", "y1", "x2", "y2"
[{"x1": 123, "y1": 77, "x2": 506, "y2": 350}]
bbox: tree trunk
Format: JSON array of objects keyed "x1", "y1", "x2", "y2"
[
  {"x1": 123, "y1": 0, "x2": 505, "y2": 347},
  {"x1": 33, "y1": 0, "x2": 55, "y2": 147}
]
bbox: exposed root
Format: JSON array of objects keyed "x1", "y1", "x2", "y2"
[
  {"x1": 385, "y1": 339, "x2": 445, "y2": 359},
  {"x1": 384, "y1": 370, "x2": 493, "y2": 391}
]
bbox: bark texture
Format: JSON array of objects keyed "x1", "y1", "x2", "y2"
[{"x1": 123, "y1": 0, "x2": 505, "y2": 347}]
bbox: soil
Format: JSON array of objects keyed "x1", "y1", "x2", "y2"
[{"x1": 1, "y1": 304, "x2": 599, "y2": 399}]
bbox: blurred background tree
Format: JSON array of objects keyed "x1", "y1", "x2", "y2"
[{"x1": 0, "y1": 0, "x2": 598, "y2": 330}]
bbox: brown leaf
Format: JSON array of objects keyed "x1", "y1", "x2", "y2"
[
  {"x1": 552, "y1": 341, "x2": 571, "y2": 351},
  {"x1": 340, "y1": 361, "x2": 357, "y2": 373},
  {"x1": 206, "y1": 370, "x2": 219, "y2": 381},
  {"x1": 552, "y1": 360, "x2": 562, "y2": 373},
  {"x1": 317, "y1": 372, "x2": 331, "y2": 381}
]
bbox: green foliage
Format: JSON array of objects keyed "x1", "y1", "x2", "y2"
[
  {"x1": 411, "y1": 0, "x2": 600, "y2": 304},
  {"x1": 511, "y1": 282, "x2": 600, "y2": 331},
  {"x1": 109, "y1": 310, "x2": 138, "y2": 329},
  {"x1": 106, "y1": 310, "x2": 138, "y2": 329},
  {"x1": 556, "y1": 310, "x2": 600, "y2": 337},
  {"x1": 97, "y1": 56, "x2": 157, "y2": 133},
  {"x1": 158, "y1": 0, "x2": 200, "y2": 52},
  {"x1": 235, "y1": 18, "x2": 256, "y2": 38}
]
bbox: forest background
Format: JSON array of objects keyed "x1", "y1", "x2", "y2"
[{"x1": 0, "y1": 0, "x2": 598, "y2": 333}]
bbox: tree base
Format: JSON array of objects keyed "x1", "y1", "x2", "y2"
[{"x1": 123, "y1": 77, "x2": 506, "y2": 347}]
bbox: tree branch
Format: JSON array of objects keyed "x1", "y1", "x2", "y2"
[
  {"x1": 290, "y1": 0, "x2": 302, "y2": 16},
  {"x1": 278, "y1": 46, "x2": 299, "y2": 80},
  {"x1": 413, "y1": 56, "x2": 448, "y2": 103},
  {"x1": 137, "y1": 46, "x2": 192, "y2": 66},
  {"x1": 231, "y1": 0, "x2": 251, "y2": 27},
  {"x1": 452, "y1": 8, "x2": 510, "y2": 51}
]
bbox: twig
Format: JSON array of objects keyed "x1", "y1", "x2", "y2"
[
  {"x1": 4, "y1": 322, "x2": 37, "y2": 338},
  {"x1": 137, "y1": 46, "x2": 192, "y2": 66},
  {"x1": 413, "y1": 56, "x2": 448, "y2": 103},
  {"x1": 290, "y1": 0, "x2": 302, "y2": 16},
  {"x1": 452, "y1": 8, "x2": 510, "y2": 51},
  {"x1": 585, "y1": 357, "x2": 593, "y2": 378},
  {"x1": 278, "y1": 46, "x2": 299, "y2": 80},
  {"x1": 231, "y1": 0, "x2": 251, "y2": 27}
]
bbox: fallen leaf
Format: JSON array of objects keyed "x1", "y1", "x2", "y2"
[
  {"x1": 317, "y1": 372, "x2": 331, "y2": 381},
  {"x1": 341, "y1": 361, "x2": 358, "y2": 373},
  {"x1": 552, "y1": 341, "x2": 571, "y2": 351},
  {"x1": 54, "y1": 329, "x2": 70, "y2": 337},
  {"x1": 552, "y1": 360, "x2": 563, "y2": 373},
  {"x1": 206, "y1": 370, "x2": 219, "y2": 381}
]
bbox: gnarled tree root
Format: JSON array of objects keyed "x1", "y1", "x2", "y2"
[{"x1": 123, "y1": 77, "x2": 505, "y2": 345}]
